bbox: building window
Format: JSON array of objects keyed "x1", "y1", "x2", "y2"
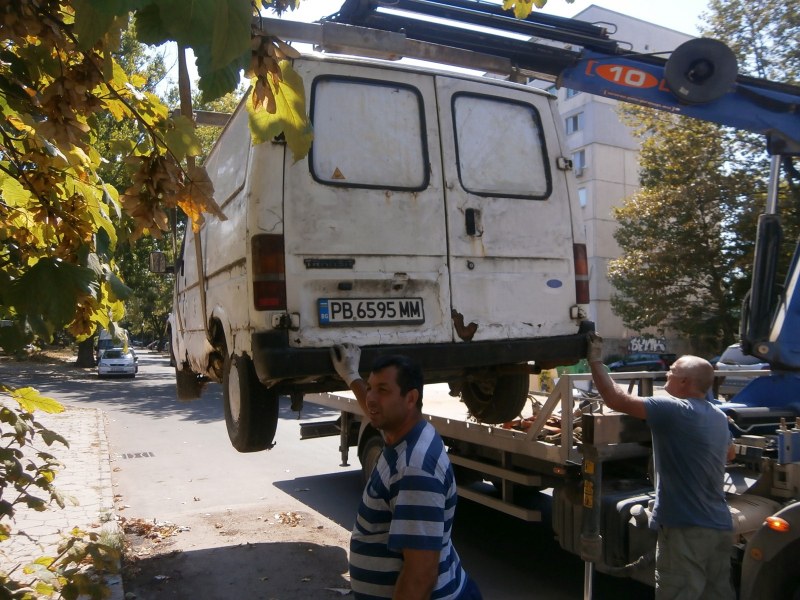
[
  {"x1": 578, "y1": 187, "x2": 588, "y2": 208},
  {"x1": 572, "y1": 149, "x2": 586, "y2": 176},
  {"x1": 565, "y1": 112, "x2": 584, "y2": 135},
  {"x1": 565, "y1": 88, "x2": 581, "y2": 99}
]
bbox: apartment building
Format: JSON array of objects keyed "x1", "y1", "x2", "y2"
[{"x1": 547, "y1": 5, "x2": 694, "y2": 354}]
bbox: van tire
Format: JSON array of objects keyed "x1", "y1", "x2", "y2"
[
  {"x1": 223, "y1": 353, "x2": 279, "y2": 453},
  {"x1": 461, "y1": 370, "x2": 529, "y2": 423}
]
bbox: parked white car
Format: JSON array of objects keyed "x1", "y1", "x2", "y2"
[{"x1": 97, "y1": 348, "x2": 138, "y2": 378}]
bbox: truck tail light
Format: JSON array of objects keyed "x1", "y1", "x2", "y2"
[
  {"x1": 765, "y1": 516, "x2": 790, "y2": 533},
  {"x1": 573, "y1": 243, "x2": 590, "y2": 304},
  {"x1": 252, "y1": 234, "x2": 286, "y2": 311}
]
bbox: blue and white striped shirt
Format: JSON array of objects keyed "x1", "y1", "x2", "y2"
[{"x1": 350, "y1": 420, "x2": 467, "y2": 599}]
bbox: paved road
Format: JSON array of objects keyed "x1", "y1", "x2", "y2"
[{"x1": 5, "y1": 349, "x2": 654, "y2": 599}]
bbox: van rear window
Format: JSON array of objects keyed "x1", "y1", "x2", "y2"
[
  {"x1": 452, "y1": 93, "x2": 551, "y2": 199},
  {"x1": 309, "y1": 76, "x2": 428, "y2": 190}
]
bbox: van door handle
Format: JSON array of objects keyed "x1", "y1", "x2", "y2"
[{"x1": 465, "y1": 208, "x2": 481, "y2": 237}]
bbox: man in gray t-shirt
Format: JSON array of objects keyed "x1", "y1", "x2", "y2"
[{"x1": 587, "y1": 334, "x2": 734, "y2": 600}]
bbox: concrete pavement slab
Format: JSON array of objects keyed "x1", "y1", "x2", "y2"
[{"x1": 0, "y1": 403, "x2": 123, "y2": 599}]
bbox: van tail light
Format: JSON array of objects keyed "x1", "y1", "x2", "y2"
[
  {"x1": 252, "y1": 234, "x2": 286, "y2": 311},
  {"x1": 573, "y1": 243, "x2": 590, "y2": 304}
]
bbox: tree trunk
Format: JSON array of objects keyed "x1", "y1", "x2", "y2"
[{"x1": 75, "y1": 338, "x2": 95, "y2": 367}]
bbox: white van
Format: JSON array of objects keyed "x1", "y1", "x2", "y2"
[{"x1": 155, "y1": 55, "x2": 592, "y2": 451}]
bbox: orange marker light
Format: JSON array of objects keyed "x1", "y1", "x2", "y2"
[{"x1": 765, "y1": 516, "x2": 790, "y2": 533}]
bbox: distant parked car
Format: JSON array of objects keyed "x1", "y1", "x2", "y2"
[
  {"x1": 608, "y1": 353, "x2": 677, "y2": 373},
  {"x1": 97, "y1": 348, "x2": 138, "y2": 378},
  {"x1": 716, "y1": 343, "x2": 770, "y2": 399}
]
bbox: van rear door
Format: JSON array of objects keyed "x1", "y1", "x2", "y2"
[
  {"x1": 434, "y1": 77, "x2": 579, "y2": 342},
  {"x1": 282, "y1": 60, "x2": 452, "y2": 348}
]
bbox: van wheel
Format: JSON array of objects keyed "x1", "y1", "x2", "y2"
[
  {"x1": 359, "y1": 433, "x2": 384, "y2": 485},
  {"x1": 223, "y1": 353, "x2": 279, "y2": 453},
  {"x1": 175, "y1": 364, "x2": 204, "y2": 400},
  {"x1": 461, "y1": 370, "x2": 529, "y2": 423}
]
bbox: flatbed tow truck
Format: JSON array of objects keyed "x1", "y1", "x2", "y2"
[
  {"x1": 259, "y1": 0, "x2": 800, "y2": 597},
  {"x1": 303, "y1": 369, "x2": 798, "y2": 598}
]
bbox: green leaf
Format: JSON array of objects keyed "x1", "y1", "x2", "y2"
[
  {"x1": 195, "y1": 46, "x2": 246, "y2": 102},
  {"x1": 0, "y1": 172, "x2": 32, "y2": 206},
  {"x1": 158, "y1": 0, "x2": 218, "y2": 48},
  {"x1": 0, "y1": 321, "x2": 33, "y2": 354},
  {"x1": 73, "y1": 0, "x2": 117, "y2": 51},
  {"x1": 7, "y1": 259, "x2": 98, "y2": 328},
  {"x1": 164, "y1": 116, "x2": 203, "y2": 160},
  {"x1": 40, "y1": 430, "x2": 69, "y2": 448},
  {"x1": 106, "y1": 272, "x2": 133, "y2": 301},
  {"x1": 12, "y1": 388, "x2": 65, "y2": 414},
  {"x1": 210, "y1": 0, "x2": 253, "y2": 70},
  {"x1": 133, "y1": 3, "x2": 171, "y2": 46}
]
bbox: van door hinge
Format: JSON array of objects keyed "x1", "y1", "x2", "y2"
[
  {"x1": 271, "y1": 313, "x2": 300, "y2": 330},
  {"x1": 557, "y1": 157, "x2": 573, "y2": 171}
]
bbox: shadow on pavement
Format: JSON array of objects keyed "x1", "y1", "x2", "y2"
[
  {"x1": 0, "y1": 352, "x2": 223, "y2": 424},
  {"x1": 273, "y1": 470, "x2": 362, "y2": 531},
  {"x1": 124, "y1": 541, "x2": 350, "y2": 600}
]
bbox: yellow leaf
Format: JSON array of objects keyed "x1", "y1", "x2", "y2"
[
  {"x1": 6, "y1": 114, "x2": 34, "y2": 134},
  {"x1": 164, "y1": 116, "x2": 203, "y2": 160},
  {"x1": 247, "y1": 81, "x2": 284, "y2": 145},
  {"x1": 35, "y1": 582, "x2": 56, "y2": 596},
  {"x1": 176, "y1": 165, "x2": 227, "y2": 233},
  {"x1": 0, "y1": 173, "x2": 33, "y2": 207},
  {"x1": 272, "y1": 60, "x2": 313, "y2": 161},
  {"x1": 12, "y1": 387, "x2": 65, "y2": 414},
  {"x1": 104, "y1": 97, "x2": 131, "y2": 121}
]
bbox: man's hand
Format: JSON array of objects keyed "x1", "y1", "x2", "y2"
[
  {"x1": 330, "y1": 343, "x2": 362, "y2": 386},
  {"x1": 587, "y1": 332, "x2": 604, "y2": 364}
]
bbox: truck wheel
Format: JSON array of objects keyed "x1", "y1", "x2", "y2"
[
  {"x1": 461, "y1": 370, "x2": 529, "y2": 423},
  {"x1": 175, "y1": 363, "x2": 204, "y2": 401},
  {"x1": 359, "y1": 433, "x2": 384, "y2": 485},
  {"x1": 223, "y1": 353, "x2": 279, "y2": 453}
]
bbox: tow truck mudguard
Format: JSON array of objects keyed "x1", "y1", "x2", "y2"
[
  {"x1": 739, "y1": 502, "x2": 800, "y2": 600},
  {"x1": 251, "y1": 320, "x2": 595, "y2": 391}
]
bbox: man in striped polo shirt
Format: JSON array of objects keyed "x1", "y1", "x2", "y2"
[{"x1": 330, "y1": 344, "x2": 482, "y2": 600}]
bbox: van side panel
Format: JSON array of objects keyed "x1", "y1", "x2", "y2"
[{"x1": 175, "y1": 102, "x2": 253, "y2": 375}]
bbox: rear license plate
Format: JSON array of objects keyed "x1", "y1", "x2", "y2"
[{"x1": 318, "y1": 298, "x2": 424, "y2": 326}]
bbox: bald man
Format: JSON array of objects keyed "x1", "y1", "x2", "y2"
[{"x1": 587, "y1": 334, "x2": 734, "y2": 600}]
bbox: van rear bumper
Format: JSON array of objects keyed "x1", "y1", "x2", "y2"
[{"x1": 252, "y1": 321, "x2": 594, "y2": 392}]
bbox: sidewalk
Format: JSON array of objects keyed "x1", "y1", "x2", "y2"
[{"x1": 1, "y1": 404, "x2": 123, "y2": 599}]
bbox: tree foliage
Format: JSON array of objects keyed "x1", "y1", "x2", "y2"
[
  {"x1": 0, "y1": 0, "x2": 312, "y2": 353},
  {"x1": 609, "y1": 114, "x2": 758, "y2": 353},
  {"x1": 608, "y1": 0, "x2": 799, "y2": 355}
]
